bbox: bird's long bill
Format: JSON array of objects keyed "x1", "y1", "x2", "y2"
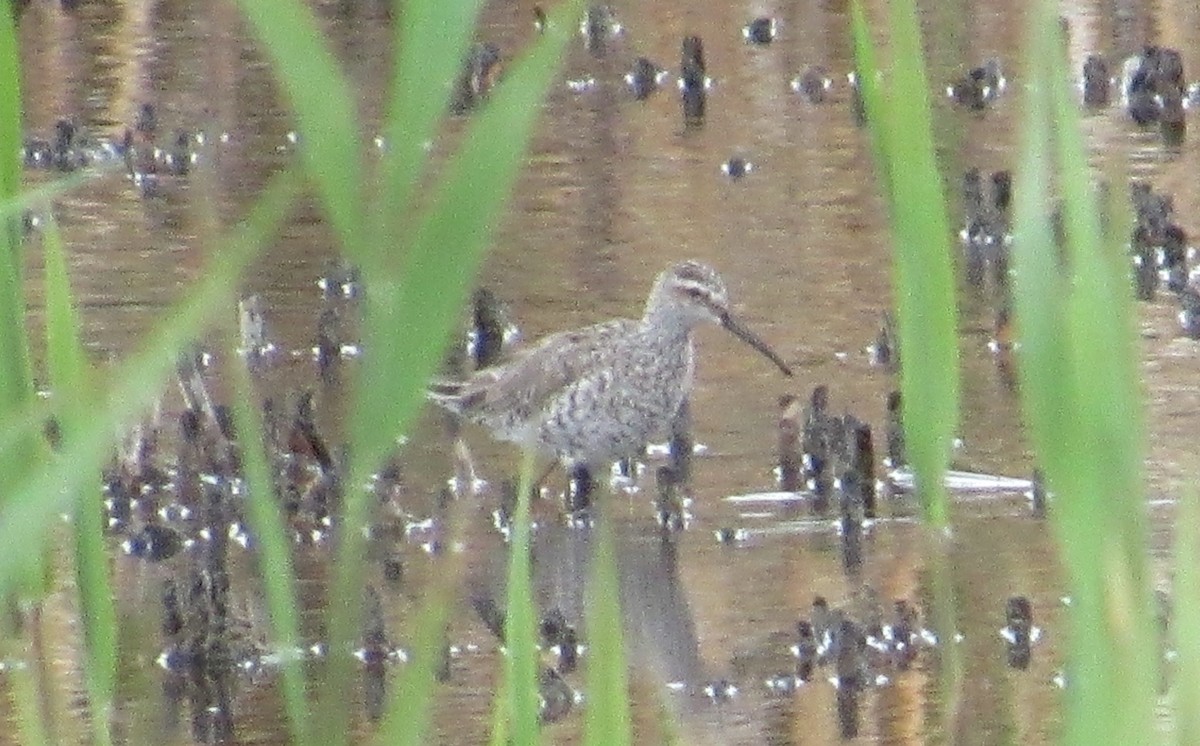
[{"x1": 721, "y1": 313, "x2": 793, "y2": 376}]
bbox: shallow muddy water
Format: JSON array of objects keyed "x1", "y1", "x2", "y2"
[{"x1": 7, "y1": 0, "x2": 1200, "y2": 743}]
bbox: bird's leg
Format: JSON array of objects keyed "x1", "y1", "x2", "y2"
[
  {"x1": 614, "y1": 457, "x2": 634, "y2": 481},
  {"x1": 655, "y1": 465, "x2": 686, "y2": 530},
  {"x1": 668, "y1": 397, "x2": 693, "y2": 485},
  {"x1": 565, "y1": 464, "x2": 594, "y2": 516}
]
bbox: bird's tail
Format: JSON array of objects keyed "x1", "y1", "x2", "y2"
[{"x1": 426, "y1": 379, "x2": 467, "y2": 414}]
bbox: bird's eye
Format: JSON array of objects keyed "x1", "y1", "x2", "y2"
[{"x1": 684, "y1": 287, "x2": 705, "y2": 299}]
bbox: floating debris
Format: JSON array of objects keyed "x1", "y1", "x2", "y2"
[
  {"x1": 565, "y1": 76, "x2": 597, "y2": 93},
  {"x1": 238, "y1": 294, "x2": 276, "y2": 367},
  {"x1": 287, "y1": 391, "x2": 334, "y2": 473},
  {"x1": 946, "y1": 59, "x2": 1006, "y2": 110},
  {"x1": 960, "y1": 167, "x2": 1013, "y2": 288},
  {"x1": 469, "y1": 287, "x2": 520, "y2": 369},
  {"x1": 134, "y1": 101, "x2": 158, "y2": 137},
  {"x1": 837, "y1": 470, "x2": 865, "y2": 573},
  {"x1": 847, "y1": 418, "x2": 876, "y2": 518},
  {"x1": 1128, "y1": 180, "x2": 1191, "y2": 303},
  {"x1": 791, "y1": 66, "x2": 832, "y2": 104},
  {"x1": 720, "y1": 155, "x2": 754, "y2": 179},
  {"x1": 539, "y1": 668, "x2": 576, "y2": 723},
  {"x1": 450, "y1": 42, "x2": 502, "y2": 114},
  {"x1": 866, "y1": 311, "x2": 897, "y2": 369},
  {"x1": 1178, "y1": 285, "x2": 1200, "y2": 338},
  {"x1": 470, "y1": 588, "x2": 577, "y2": 722},
  {"x1": 123, "y1": 522, "x2": 184, "y2": 561},
  {"x1": 315, "y1": 306, "x2": 342, "y2": 383},
  {"x1": 723, "y1": 491, "x2": 806, "y2": 505},
  {"x1": 887, "y1": 468, "x2": 1033, "y2": 494},
  {"x1": 1081, "y1": 55, "x2": 1110, "y2": 107},
  {"x1": 777, "y1": 394, "x2": 803, "y2": 492},
  {"x1": 1160, "y1": 91, "x2": 1186, "y2": 146},
  {"x1": 884, "y1": 390, "x2": 905, "y2": 469},
  {"x1": 539, "y1": 608, "x2": 580, "y2": 674},
  {"x1": 1121, "y1": 46, "x2": 1186, "y2": 127},
  {"x1": 317, "y1": 258, "x2": 362, "y2": 300},
  {"x1": 156, "y1": 129, "x2": 200, "y2": 176},
  {"x1": 625, "y1": 56, "x2": 668, "y2": 100},
  {"x1": 702, "y1": 679, "x2": 739, "y2": 701},
  {"x1": 679, "y1": 35, "x2": 710, "y2": 124},
  {"x1": 988, "y1": 305, "x2": 1016, "y2": 354},
  {"x1": 764, "y1": 673, "x2": 805, "y2": 693},
  {"x1": 802, "y1": 385, "x2": 833, "y2": 511},
  {"x1": 714, "y1": 526, "x2": 749, "y2": 544},
  {"x1": 742, "y1": 17, "x2": 777, "y2": 45},
  {"x1": 792, "y1": 619, "x2": 819, "y2": 681},
  {"x1": 848, "y1": 71, "x2": 867, "y2": 126},
  {"x1": 580, "y1": 4, "x2": 622, "y2": 53},
  {"x1": 359, "y1": 585, "x2": 390, "y2": 665},
  {"x1": 644, "y1": 440, "x2": 707, "y2": 459},
  {"x1": 1027, "y1": 468, "x2": 1048, "y2": 517},
  {"x1": 1000, "y1": 596, "x2": 1041, "y2": 669}
]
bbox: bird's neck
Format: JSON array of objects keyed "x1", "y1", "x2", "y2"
[{"x1": 639, "y1": 308, "x2": 694, "y2": 345}]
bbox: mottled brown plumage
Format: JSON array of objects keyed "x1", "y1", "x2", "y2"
[{"x1": 429, "y1": 261, "x2": 791, "y2": 469}]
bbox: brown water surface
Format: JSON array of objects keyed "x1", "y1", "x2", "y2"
[{"x1": 6, "y1": 0, "x2": 1200, "y2": 743}]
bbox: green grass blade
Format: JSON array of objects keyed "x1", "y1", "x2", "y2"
[
  {"x1": 235, "y1": 0, "x2": 363, "y2": 254},
  {"x1": 499, "y1": 450, "x2": 540, "y2": 745},
  {"x1": 0, "y1": 171, "x2": 299, "y2": 599},
  {"x1": 0, "y1": 182, "x2": 120, "y2": 608},
  {"x1": 850, "y1": 4, "x2": 963, "y2": 729},
  {"x1": 583, "y1": 517, "x2": 630, "y2": 746},
  {"x1": 41, "y1": 215, "x2": 89, "y2": 401},
  {"x1": 848, "y1": 1, "x2": 887, "y2": 191},
  {"x1": 1048, "y1": 32, "x2": 1155, "y2": 733},
  {"x1": 227, "y1": 344, "x2": 310, "y2": 744},
  {"x1": 1011, "y1": 58, "x2": 1113, "y2": 746},
  {"x1": 1051, "y1": 25, "x2": 1145, "y2": 549},
  {"x1": 0, "y1": 390, "x2": 58, "y2": 466},
  {"x1": 324, "y1": 4, "x2": 581, "y2": 741},
  {"x1": 0, "y1": 0, "x2": 20, "y2": 212},
  {"x1": 371, "y1": 585, "x2": 454, "y2": 746},
  {"x1": 7, "y1": 644, "x2": 49, "y2": 746},
  {"x1": 1009, "y1": 38, "x2": 1099, "y2": 745},
  {"x1": 1009, "y1": 54, "x2": 1069, "y2": 490},
  {"x1": 351, "y1": 0, "x2": 582, "y2": 483},
  {"x1": 1174, "y1": 489, "x2": 1200, "y2": 744},
  {"x1": 378, "y1": 0, "x2": 486, "y2": 247},
  {"x1": 0, "y1": 0, "x2": 24, "y2": 341},
  {"x1": 0, "y1": 0, "x2": 39, "y2": 590},
  {"x1": 1053, "y1": 61, "x2": 1156, "y2": 746},
  {"x1": 1012, "y1": 3, "x2": 1156, "y2": 742},
  {"x1": 42, "y1": 213, "x2": 116, "y2": 746},
  {"x1": 883, "y1": 0, "x2": 957, "y2": 528},
  {"x1": 849, "y1": 0, "x2": 957, "y2": 527},
  {"x1": 372, "y1": 522, "x2": 469, "y2": 746},
  {"x1": 0, "y1": 170, "x2": 112, "y2": 226}
]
